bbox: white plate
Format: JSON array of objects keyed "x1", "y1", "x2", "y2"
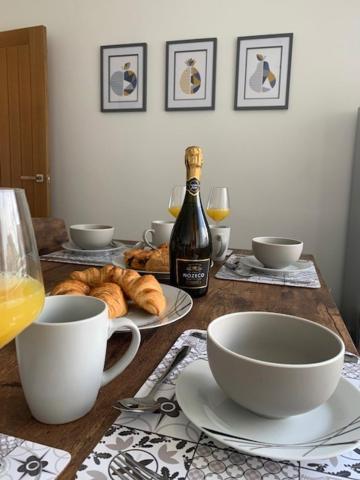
[
  {"x1": 240, "y1": 255, "x2": 313, "y2": 274},
  {"x1": 62, "y1": 240, "x2": 125, "y2": 255},
  {"x1": 117, "y1": 284, "x2": 193, "y2": 331},
  {"x1": 176, "y1": 360, "x2": 360, "y2": 461},
  {"x1": 112, "y1": 252, "x2": 170, "y2": 280},
  {"x1": 113, "y1": 252, "x2": 214, "y2": 280}
]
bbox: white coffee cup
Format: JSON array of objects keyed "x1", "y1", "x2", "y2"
[
  {"x1": 16, "y1": 295, "x2": 141, "y2": 424},
  {"x1": 210, "y1": 226, "x2": 231, "y2": 262},
  {"x1": 143, "y1": 221, "x2": 174, "y2": 248}
]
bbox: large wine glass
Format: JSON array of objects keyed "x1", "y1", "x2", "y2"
[
  {"x1": 0, "y1": 189, "x2": 45, "y2": 476},
  {"x1": 206, "y1": 187, "x2": 230, "y2": 223},
  {"x1": 168, "y1": 185, "x2": 186, "y2": 219},
  {"x1": 0, "y1": 188, "x2": 45, "y2": 349}
]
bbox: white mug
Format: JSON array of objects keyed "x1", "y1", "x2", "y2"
[
  {"x1": 210, "y1": 226, "x2": 231, "y2": 261},
  {"x1": 143, "y1": 220, "x2": 174, "y2": 248},
  {"x1": 16, "y1": 295, "x2": 141, "y2": 424}
]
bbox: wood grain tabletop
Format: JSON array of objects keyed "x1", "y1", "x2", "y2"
[{"x1": 0, "y1": 250, "x2": 356, "y2": 479}]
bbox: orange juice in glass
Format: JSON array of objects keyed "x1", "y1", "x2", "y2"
[
  {"x1": 207, "y1": 187, "x2": 230, "y2": 223},
  {"x1": 0, "y1": 275, "x2": 44, "y2": 348},
  {"x1": 0, "y1": 188, "x2": 45, "y2": 349},
  {"x1": 168, "y1": 186, "x2": 186, "y2": 219}
]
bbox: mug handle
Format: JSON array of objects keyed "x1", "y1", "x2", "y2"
[
  {"x1": 215, "y1": 233, "x2": 227, "y2": 258},
  {"x1": 101, "y1": 318, "x2": 141, "y2": 387},
  {"x1": 143, "y1": 228, "x2": 156, "y2": 249}
]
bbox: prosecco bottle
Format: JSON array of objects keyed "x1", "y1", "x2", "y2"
[{"x1": 170, "y1": 146, "x2": 212, "y2": 297}]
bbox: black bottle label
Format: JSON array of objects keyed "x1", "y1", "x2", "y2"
[
  {"x1": 176, "y1": 258, "x2": 210, "y2": 289},
  {"x1": 186, "y1": 178, "x2": 200, "y2": 196}
]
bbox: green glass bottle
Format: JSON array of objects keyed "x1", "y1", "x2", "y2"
[{"x1": 170, "y1": 146, "x2": 212, "y2": 297}]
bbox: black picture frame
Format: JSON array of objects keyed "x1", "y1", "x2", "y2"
[
  {"x1": 234, "y1": 33, "x2": 293, "y2": 110},
  {"x1": 100, "y1": 42, "x2": 147, "y2": 112},
  {"x1": 165, "y1": 38, "x2": 217, "y2": 111}
]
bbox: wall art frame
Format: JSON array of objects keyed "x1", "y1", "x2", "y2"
[
  {"x1": 234, "y1": 33, "x2": 293, "y2": 110},
  {"x1": 165, "y1": 38, "x2": 217, "y2": 111},
  {"x1": 101, "y1": 42, "x2": 147, "y2": 112}
]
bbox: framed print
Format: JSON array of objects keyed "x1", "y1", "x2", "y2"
[
  {"x1": 166, "y1": 38, "x2": 217, "y2": 111},
  {"x1": 101, "y1": 43, "x2": 147, "y2": 112},
  {"x1": 234, "y1": 33, "x2": 293, "y2": 110}
]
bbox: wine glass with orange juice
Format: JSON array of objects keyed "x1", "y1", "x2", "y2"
[
  {"x1": 168, "y1": 185, "x2": 186, "y2": 219},
  {"x1": 207, "y1": 187, "x2": 230, "y2": 223},
  {"x1": 0, "y1": 188, "x2": 45, "y2": 349}
]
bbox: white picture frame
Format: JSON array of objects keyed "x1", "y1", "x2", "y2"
[
  {"x1": 234, "y1": 33, "x2": 293, "y2": 110},
  {"x1": 101, "y1": 43, "x2": 147, "y2": 112},
  {"x1": 166, "y1": 38, "x2": 217, "y2": 111}
]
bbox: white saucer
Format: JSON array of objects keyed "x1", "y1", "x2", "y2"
[
  {"x1": 62, "y1": 240, "x2": 125, "y2": 255},
  {"x1": 241, "y1": 255, "x2": 313, "y2": 274},
  {"x1": 176, "y1": 360, "x2": 360, "y2": 461},
  {"x1": 117, "y1": 284, "x2": 193, "y2": 331}
]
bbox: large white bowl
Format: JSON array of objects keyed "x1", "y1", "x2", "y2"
[
  {"x1": 252, "y1": 236, "x2": 303, "y2": 268},
  {"x1": 207, "y1": 312, "x2": 344, "y2": 418},
  {"x1": 69, "y1": 224, "x2": 114, "y2": 250}
]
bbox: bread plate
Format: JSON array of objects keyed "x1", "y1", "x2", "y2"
[
  {"x1": 113, "y1": 250, "x2": 213, "y2": 280},
  {"x1": 47, "y1": 284, "x2": 192, "y2": 331},
  {"x1": 116, "y1": 284, "x2": 193, "y2": 331},
  {"x1": 112, "y1": 252, "x2": 170, "y2": 280}
]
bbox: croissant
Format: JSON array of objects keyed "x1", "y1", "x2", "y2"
[
  {"x1": 123, "y1": 244, "x2": 170, "y2": 272},
  {"x1": 90, "y1": 282, "x2": 127, "y2": 318},
  {"x1": 157, "y1": 243, "x2": 169, "y2": 253},
  {"x1": 70, "y1": 265, "x2": 114, "y2": 287},
  {"x1": 112, "y1": 267, "x2": 166, "y2": 316},
  {"x1": 51, "y1": 279, "x2": 90, "y2": 296},
  {"x1": 123, "y1": 248, "x2": 152, "y2": 270},
  {"x1": 111, "y1": 268, "x2": 140, "y2": 297},
  {"x1": 145, "y1": 249, "x2": 169, "y2": 272}
]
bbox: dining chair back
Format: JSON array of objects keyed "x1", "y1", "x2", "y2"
[{"x1": 32, "y1": 217, "x2": 68, "y2": 255}]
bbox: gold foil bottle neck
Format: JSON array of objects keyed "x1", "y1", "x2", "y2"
[
  {"x1": 185, "y1": 146, "x2": 203, "y2": 181},
  {"x1": 185, "y1": 146, "x2": 203, "y2": 168}
]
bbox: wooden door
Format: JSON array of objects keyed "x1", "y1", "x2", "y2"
[{"x1": 0, "y1": 25, "x2": 49, "y2": 216}]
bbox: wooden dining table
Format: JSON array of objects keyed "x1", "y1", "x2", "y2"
[{"x1": 0, "y1": 249, "x2": 357, "y2": 479}]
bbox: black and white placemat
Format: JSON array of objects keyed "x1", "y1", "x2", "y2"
[
  {"x1": 216, "y1": 254, "x2": 321, "y2": 289},
  {"x1": 40, "y1": 246, "x2": 129, "y2": 267},
  {"x1": 76, "y1": 329, "x2": 360, "y2": 480},
  {"x1": 0, "y1": 433, "x2": 71, "y2": 479}
]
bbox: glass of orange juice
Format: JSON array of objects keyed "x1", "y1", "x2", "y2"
[
  {"x1": 0, "y1": 188, "x2": 45, "y2": 350},
  {"x1": 207, "y1": 187, "x2": 231, "y2": 223},
  {"x1": 168, "y1": 185, "x2": 186, "y2": 218}
]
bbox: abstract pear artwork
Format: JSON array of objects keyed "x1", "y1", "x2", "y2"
[
  {"x1": 249, "y1": 54, "x2": 276, "y2": 93},
  {"x1": 166, "y1": 38, "x2": 217, "y2": 111},
  {"x1": 110, "y1": 62, "x2": 137, "y2": 97},
  {"x1": 101, "y1": 43, "x2": 147, "y2": 112},
  {"x1": 235, "y1": 34, "x2": 293, "y2": 110},
  {"x1": 180, "y1": 59, "x2": 201, "y2": 94}
]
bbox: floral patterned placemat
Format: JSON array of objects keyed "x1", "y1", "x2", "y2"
[
  {"x1": 76, "y1": 330, "x2": 360, "y2": 480},
  {"x1": 216, "y1": 254, "x2": 321, "y2": 289},
  {"x1": 0, "y1": 433, "x2": 71, "y2": 479}
]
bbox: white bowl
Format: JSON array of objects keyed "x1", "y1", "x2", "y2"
[
  {"x1": 207, "y1": 312, "x2": 344, "y2": 418},
  {"x1": 69, "y1": 224, "x2": 114, "y2": 250},
  {"x1": 252, "y1": 236, "x2": 303, "y2": 268}
]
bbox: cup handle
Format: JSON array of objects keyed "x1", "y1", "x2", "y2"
[
  {"x1": 143, "y1": 228, "x2": 156, "y2": 249},
  {"x1": 101, "y1": 318, "x2": 141, "y2": 387},
  {"x1": 215, "y1": 233, "x2": 227, "y2": 258}
]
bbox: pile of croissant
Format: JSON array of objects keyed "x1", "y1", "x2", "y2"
[
  {"x1": 124, "y1": 243, "x2": 169, "y2": 272},
  {"x1": 51, "y1": 265, "x2": 166, "y2": 319}
]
